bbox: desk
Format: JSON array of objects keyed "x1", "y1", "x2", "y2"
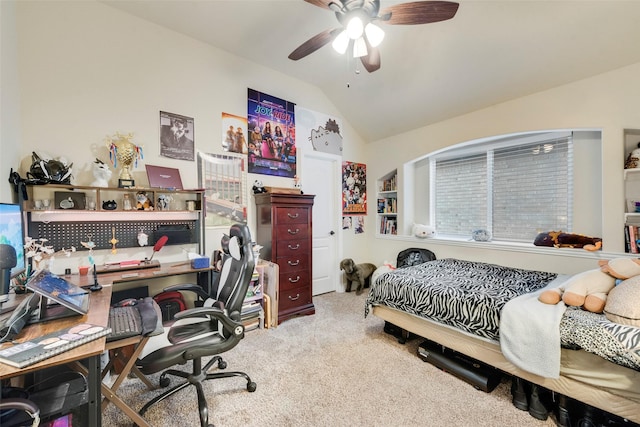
[
  {"x1": 0, "y1": 286, "x2": 112, "y2": 427},
  {"x1": 68, "y1": 261, "x2": 215, "y2": 297}
]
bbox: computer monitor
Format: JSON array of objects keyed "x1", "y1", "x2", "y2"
[{"x1": 0, "y1": 203, "x2": 26, "y2": 302}]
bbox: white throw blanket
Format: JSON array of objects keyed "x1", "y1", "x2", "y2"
[{"x1": 499, "y1": 274, "x2": 570, "y2": 378}]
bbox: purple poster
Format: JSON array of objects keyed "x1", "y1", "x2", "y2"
[{"x1": 247, "y1": 88, "x2": 296, "y2": 178}]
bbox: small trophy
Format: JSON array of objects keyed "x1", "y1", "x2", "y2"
[{"x1": 106, "y1": 132, "x2": 143, "y2": 188}]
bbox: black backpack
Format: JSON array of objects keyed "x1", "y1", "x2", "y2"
[
  {"x1": 396, "y1": 248, "x2": 436, "y2": 269},
  {"x1": 153, "y1": 291, "x2": 187, "y2": 322}
]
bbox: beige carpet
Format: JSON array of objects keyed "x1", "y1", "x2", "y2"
[{"x1": 103, "y1": 292, "x2": 556, "y2": 426}]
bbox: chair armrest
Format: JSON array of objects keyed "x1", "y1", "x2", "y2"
[
  {"x1": 163, "y1": 283, "x2": 210, "y2": 301},
  {"x1": 174, "y1": 306, "x2": 243, "y2": 335}
]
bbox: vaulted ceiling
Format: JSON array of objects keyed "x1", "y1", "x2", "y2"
[{"x1": 103, "y1": 1, "x2": 640, "y2": 142}]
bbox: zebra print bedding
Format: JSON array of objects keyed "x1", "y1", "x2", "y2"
[
  {"x1": 561, "y1": 307, "x2": 640, "y2": 371},
  {"x1": 365, "y1": 258, "x2": 557, "y2": 341}
]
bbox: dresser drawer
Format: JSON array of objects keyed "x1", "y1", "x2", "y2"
[
  {"x1": 276, "y1": 254, "x2": 310, "y2": 274},
  {"x1": 275, "y1": 207, "x2": 309, "y2": 224},
  {"x1": 279, "y1": 268, "x2": 310, "y2": 291},
  {"x1": 275, "y1": 236, "x2": 309, "y2": 257},
  {"x1": 274, "y1": 223, "x2": 309, "y2": 241},
  {"x1": 279, "y1": 286, "x2": 312, "y2": 312}
]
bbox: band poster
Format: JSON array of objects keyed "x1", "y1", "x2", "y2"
[
  {"x1": 342, "y1": 161, "x2": 367, "y2": 215},
  {"x1": 247, "y1": 88, "x2": 296, "y2": 178}
]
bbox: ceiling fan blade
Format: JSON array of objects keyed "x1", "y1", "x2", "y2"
[
  {"x1": 380, "y1": 1, "x2": 459, "y2": 25},
  {"x1": 288, "y1": 28, "x2": 342, "y2": 60},
  {"x1": 360, "y1": 45, "x2": 381, "y2": 73}
]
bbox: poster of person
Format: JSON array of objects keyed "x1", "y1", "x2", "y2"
[
  {"x1": 247, "y1": 88, "x2": 296, "y2": 178},
  {"x1": 222, "y1": 113, "x2": 248, "y2": 154},
  {"x1": 160, "y1": 111, "x2": 195, "y2": 161},
  {"x1": 342, "y1": 161, "x2": 367, "y2": 215}
]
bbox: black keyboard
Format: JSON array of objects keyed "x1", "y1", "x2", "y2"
[{"x1": 107, "y1": 306, "x2": 143, "y2": 342}]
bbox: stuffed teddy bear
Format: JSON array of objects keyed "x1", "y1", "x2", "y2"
[
  {"x1": 252, "y1": 180, "x2": 266, "y2": 194},
  {"x1": 538, "y1": 258, "x2": 640, "y2": 313},
  {"x1": 413, "y1": 223, "x2": 435, "y2": 238}
]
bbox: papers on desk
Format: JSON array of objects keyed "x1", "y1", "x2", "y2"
[{"x1": 0, "y1": 323, "x2": 110, "y2": 368}]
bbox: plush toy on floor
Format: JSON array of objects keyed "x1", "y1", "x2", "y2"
[
  {"x1": 339, "y1": 258, "x2": 377, "y2": 294},
  {"x1": 538, "y1": 258, "x2": 640, "y2": 313}
]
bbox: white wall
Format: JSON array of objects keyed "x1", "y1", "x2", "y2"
[
  {"x1": 0, "y1": 0, "x2": 21, "y2": 204},
  {"x1": 367, "y1": 62, "x2": 640, "y2": 275},
  {"x1": 9, "y1": 0, "x2": 367, "y2": 268}
]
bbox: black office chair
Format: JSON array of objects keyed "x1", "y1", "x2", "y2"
[{"x1": 136, "y1": 223, "x2": 256, "y2": 427}]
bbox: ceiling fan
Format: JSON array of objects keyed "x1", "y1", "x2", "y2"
[{"x1": 288, "y1": 0, "x2": 459, "y2": 73}]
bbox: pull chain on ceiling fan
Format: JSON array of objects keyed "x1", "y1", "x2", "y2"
[{"x1": 289, "y1": 0, "x2": 459, "y2": 73}]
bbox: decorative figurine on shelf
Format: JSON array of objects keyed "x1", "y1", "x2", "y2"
[
  {"x1": 122, "y1": 193, "x2": 133, "y2": 211},
  {"x1": 625, "y1": 142, "x2": 640, "y2": 169},
  {"x1": 106, "y1": 132, "x2": 143, "y2": 188},
  {"x1": 252, "y1": 180, "x2": 266, "y2": 194},
  {"x1": 157, "y1": 194, "x2": 172, "y2": 211},
  {"x1": 91, "y1": 158, "x2": 112, "y2": 187},
  {"x1": 136, "y1": 191, "x2": 153, "y2": 210},
  {"x1": 102, "y1": 200, "x2": 117, "y2": 210}
]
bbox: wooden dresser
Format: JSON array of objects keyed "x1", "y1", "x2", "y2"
[{"x1": 254, "y1": 193, "x2": 315, "y2": 324}]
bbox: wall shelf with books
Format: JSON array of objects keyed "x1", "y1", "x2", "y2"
[
  {"x1": 624, "y1": 128, "x2": 640, "y2": 253},
  {"x1": 376, "y1": 169, "x2": 398, "y2": 235}
]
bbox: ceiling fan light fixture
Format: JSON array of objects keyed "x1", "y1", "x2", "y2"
[
  {"x1": 346, "y1": 16, "x2": 364, "y2": 39},
  {"x1": 332, "y1": 30, "x2": 350, "y2": 54},
  {"x1": 364, "y1": 23, "x2": 385, "y2": 47},
  {"x1": 353, "y1": 37, "x2": 368, "y2": 58}
]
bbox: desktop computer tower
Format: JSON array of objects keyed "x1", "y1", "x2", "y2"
[{"x1": 417, "y1": 339, "x2": 502, "y2": 392}]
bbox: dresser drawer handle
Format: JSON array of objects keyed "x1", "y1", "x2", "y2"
[
  {"x1": 287, "y1": 228, "x2": 300, "y2": 235},
  {"x1": 288, "y1": 275, "x2": 300, "y2": 283},
  {"x1": 288, "y1": 259, "x2": 300, "y2": 266},
  {"x1": 288, "y1": 293, "x2": 300, "y2": 301},
  {"x1": 287, "y1": 243, "x2": 300, "y2": 250},
  {"x1": 287, "y1": 213, "x2": 299, "y2": 219}
]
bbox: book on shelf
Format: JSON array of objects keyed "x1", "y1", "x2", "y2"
[
  {"x1": 242, "y1": 317, "x2": 260, "y2": 331},
  {"x1": 0, "y1": 323, "x2": 111, "y2": 368},
  {"x1": 626, "y1": 224, "x2": 640, "y2": 253}
]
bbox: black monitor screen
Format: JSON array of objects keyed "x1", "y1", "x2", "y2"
[{"x1": 0, "y1": 202, "x2": 26, "y2": 278}]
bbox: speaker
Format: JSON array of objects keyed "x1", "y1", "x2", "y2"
[{"x1": 418, "y1": 339, "x2": 502, "y2": 392}]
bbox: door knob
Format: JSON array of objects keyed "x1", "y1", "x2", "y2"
[{"x1": 329, "y1": 231, "x2": 335, "y2": 235}]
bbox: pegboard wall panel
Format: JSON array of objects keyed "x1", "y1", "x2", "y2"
[{"x1": 27, "y1": 220, "x2": 198, "y2": 251}]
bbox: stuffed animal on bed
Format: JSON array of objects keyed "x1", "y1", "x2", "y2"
[
  {"x1": 533, "y1": 231, "x2": 602, "y2": 251},
  {"x1": 538, "y1": 258, "x2": 640, "y2": 313}
]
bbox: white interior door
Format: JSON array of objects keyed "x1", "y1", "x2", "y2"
[{"x1": 302, "y1": 151, "x2": 340, "y2": 295}]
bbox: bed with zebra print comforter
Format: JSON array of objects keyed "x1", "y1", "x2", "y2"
[
  {"x1": 364, "y1": 258, "x2": 557, "y2": 341},
  {"x1": 561, "y1": 307, "x2": 640, "y2": 371}
]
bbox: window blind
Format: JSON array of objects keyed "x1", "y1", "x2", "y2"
[{"x1": 433, "y1": 135, "x2": 572, "y2": 241}]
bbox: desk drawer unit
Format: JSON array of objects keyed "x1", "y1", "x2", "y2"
[{"x1": 255, "y1": 193, "x2": 315, "y2": 324}]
